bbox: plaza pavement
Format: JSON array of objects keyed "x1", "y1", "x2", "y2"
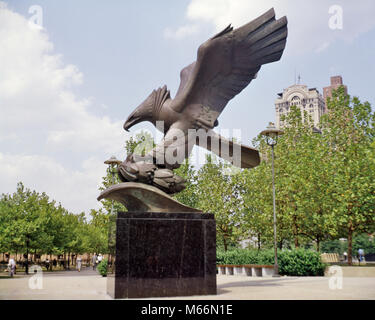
[{"x1": 1, "y1": 268, "x2": 375, "y2": 300}]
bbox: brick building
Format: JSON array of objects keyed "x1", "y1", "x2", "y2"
[{"x1": 323, "y1": 75, "x2": 348, "y2": 104}]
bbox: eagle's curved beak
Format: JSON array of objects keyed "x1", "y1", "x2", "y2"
[{"x1": 123, "y1": 110, "x2": 142, "y2": 132}]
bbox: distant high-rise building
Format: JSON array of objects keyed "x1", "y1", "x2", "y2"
[
  {"x1": 275, "y1": 84, "x2": 325, "y2": 129},
  {"x1": 323, "y1": 76, "x2": 348, "y2": 104}
]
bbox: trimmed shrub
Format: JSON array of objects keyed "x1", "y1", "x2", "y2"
[
  {"x1": 257, "y1": 249, "x2": 275, "y2": 265},
  {"x1": 97, "y1": 259, "x2": 108, "y2": 277},
  {"x1": 216, "y1": 248, "x2": 326, "y2": 276},
  {"x1": 279, "y1": 249, "x2": 326, "y2": 276},
  {"x1": 217, "y1": 248, "x2": 259, "y2": 265}
]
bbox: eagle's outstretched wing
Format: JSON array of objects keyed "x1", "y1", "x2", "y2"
[
  {"x1": 196, "y1": 130, "x2": 260, "y2": 168},
  {"x1": 170, "y1": 8, "x2": 287, "y2": 117},
  {"x1": 148, "y1": 121, "x2": 260, "y2": 169}
]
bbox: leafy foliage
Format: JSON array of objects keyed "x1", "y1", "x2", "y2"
[
  {"x1": 217, "y1": 248, "x2": 260, "y2": 265},
  {"x1": 195, "y1": 155, "x2": 245, "y2": 250},
  {"x1": 97, "y1": 259, "x2": 108, "y2": 277},
  {"x1": 321, "y1": 234, "x2": 375, "y2": 255},
  {"x1": 173, "y1": 158, "x2": 199, "y2": 209},
  {"x1": 278, "y1": 249, "x2": 326, "y2": 276},
  {"x1": 0, "y1": 182, "x2": 111, "y2": 257},
  {"x1": 217, "y1": 248, "x2": 325, "y2": 276}
]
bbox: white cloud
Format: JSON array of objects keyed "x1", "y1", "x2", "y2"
[
  {"x1": 0, "y1": 4, "x2": 127, "y2": 149},
  {"x1": 165, "y1": 0, "x2": 375, "y2": 54},
  {"x1": 164, "y1": 24, "x2": 200, "y2": 40},
  {"x1": 0, "y1": 153, "x2": 106, "y2": 214},
  {"x1": 0, "y1": 3, "x2": 128, "y2": 213}
]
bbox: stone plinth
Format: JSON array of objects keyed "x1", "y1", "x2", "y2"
[{"x1": 107, "y1": 212, "x2": 217, "y2": 299}]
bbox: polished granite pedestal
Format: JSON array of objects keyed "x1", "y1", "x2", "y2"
[{"x1": 107, "y1": 212, "x2": 217, "y2": 299}]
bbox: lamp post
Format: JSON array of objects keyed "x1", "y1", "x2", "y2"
[
  {"x1": 104, "y1": 156, "x2": 122, "y2": 214},
  {"x1": 25, "y1": 236, "x2": 30, "y2": 275},
  {"x1": 104, "y1": 156, "x2": 121, "y2": 268},
  {"x1": 260, "y1": 122, "x2": 284, "y2": 277}
]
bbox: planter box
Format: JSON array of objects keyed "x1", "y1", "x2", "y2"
[
  {"x1": 233, "y1": 266, "x2": 243, "y2": 275},
  {"x1": 217, "y1": 264, "x2": 274, "y2": 277},
  {"x1": 218, "y1": 266, "x2": 226, "y2": 275},
  {"x1": 225, "y1": 266, "x2": 234, "y2": 275}
]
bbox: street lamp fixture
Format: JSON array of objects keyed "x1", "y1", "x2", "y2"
[
  {"x1": 260, "y1": 122, "x2": 284, "y2": 147},
  {"x1": 260, "y1": 122, "x2": 284, "y2": 277},
  {"x1": 104, "y1": 156, "x2": 122, "y2": 185}
]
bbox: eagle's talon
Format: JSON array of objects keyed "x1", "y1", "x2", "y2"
[{"x1": 118, "y1": 155, "x2": 186, "y2": 194}]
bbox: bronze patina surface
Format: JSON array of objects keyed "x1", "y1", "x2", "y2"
[
  {"x1": 99, "y1": 8, "x2": 288, "y2": 211},
  {"x1": 97, "y1": 182, "x2": 201, "y2": 213},
  {"x1": 119, "y1": 8, "x2": 288, "y2": 194}
]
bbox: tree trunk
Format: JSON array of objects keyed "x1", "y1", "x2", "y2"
[
  {"x1": 316, "y1": 236, "x2": 320, "y2": 252},
  {"x1": 257, "y1": 233, "x2": 261, "y2": 251},
  {"x1": 348, "y1": 229, "x2": 353, "y2": 266},
  {"x1": 294, "y1": 236, "x2": 299, "y2": 248},
  {"x1": 25, "y1": 239, "x2": 29, "y2": 274},
  {"x1": 293, "y1": 215, "x2": 299, "y2": 248},
  {"x1": 223, "y1": 236, "x2": 228, "y2": 252}
]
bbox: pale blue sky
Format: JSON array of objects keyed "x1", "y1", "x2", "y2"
[
  {"x1": 1, "y1": 0, "x2": 375, "y2": 213},
  {"x1": 8, "y1": 0, "x2": 375, "y2": 137}
]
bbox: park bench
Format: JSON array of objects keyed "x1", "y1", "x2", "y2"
[
  {"x1": 321, "y1": 253, "x2": 340, "y2": 263},
  {"x1": 217, "y1": 264, "x2": 275, "y2": 277},
  {"x1": 0, "y1": 265, "x2": 8, "y2": 273}
]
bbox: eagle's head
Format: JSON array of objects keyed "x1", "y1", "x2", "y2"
[{"x1": 123, "y1": 85, "x2": 170, "y2": 131}]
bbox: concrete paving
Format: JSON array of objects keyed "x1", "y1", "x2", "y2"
[
  {"x1": 184, "y1": 276, "x2": 375, "y2": 300},
  {"x1": 1, "y1": 269, "x2": 375, "y2": 300},
  {"x1": 0, "y1": 268, "x2": 110, "y2": 300}
]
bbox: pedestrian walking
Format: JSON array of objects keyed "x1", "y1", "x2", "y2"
[
  {"x1": 76, "y1": 255, "x2": 82, "y2": 272},
  {"x1": 8, "y1": 257, "x2": 16, "y2": 277},
  {"x1": 358, "y1": 248, "x2": 365, "y2": 264},
  {"x1": 92, "y1": 253, "x2": 97, "y2": 270},
  {"x1": 45, "y1": 258, "x2": 50, "y2": 271},
  {"x1": 98, "y1": 254, "x2": 103, "y2": 264}
]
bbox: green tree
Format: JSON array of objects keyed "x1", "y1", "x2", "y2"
[
  {"x1": 195, "y1": 155, "x2": 243, "y2": 251},
  {"x1": 320, "y1": 87, "x2": 375, "y2": 264},
  {"x1": 125, "y1": 131, "x2": 156, "y2": 156},
  {"x1": 84, "y1": 209, "x2": 110, "y2": 255},
  {"x1": 276, "y1": 106, "x2": 338, "y2": 250},
  {"x1": 352, "y1": 233, "x2": 375, "y2": 255},
  {"x1": 173, "y1": 158, "x2": 199, "y2": 208},
  {"x1": 239, "y1": 161, "x2": 274, "y2": 250},
  {"x1": 0, "y1": 182, "x2": 92, "y2": 265}
]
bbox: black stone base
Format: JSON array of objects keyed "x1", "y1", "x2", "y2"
[{"x1": 107, "y1": 212, "x2": 217, "y2": 299}]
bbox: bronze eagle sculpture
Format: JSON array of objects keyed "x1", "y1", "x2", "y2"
[{"x1": 118, "y1": 8, "x2": 288, "y2": 194}]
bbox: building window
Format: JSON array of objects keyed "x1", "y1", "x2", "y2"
[{"x1": 291, "y1": 96, "x2": 301, "y2": 106}]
